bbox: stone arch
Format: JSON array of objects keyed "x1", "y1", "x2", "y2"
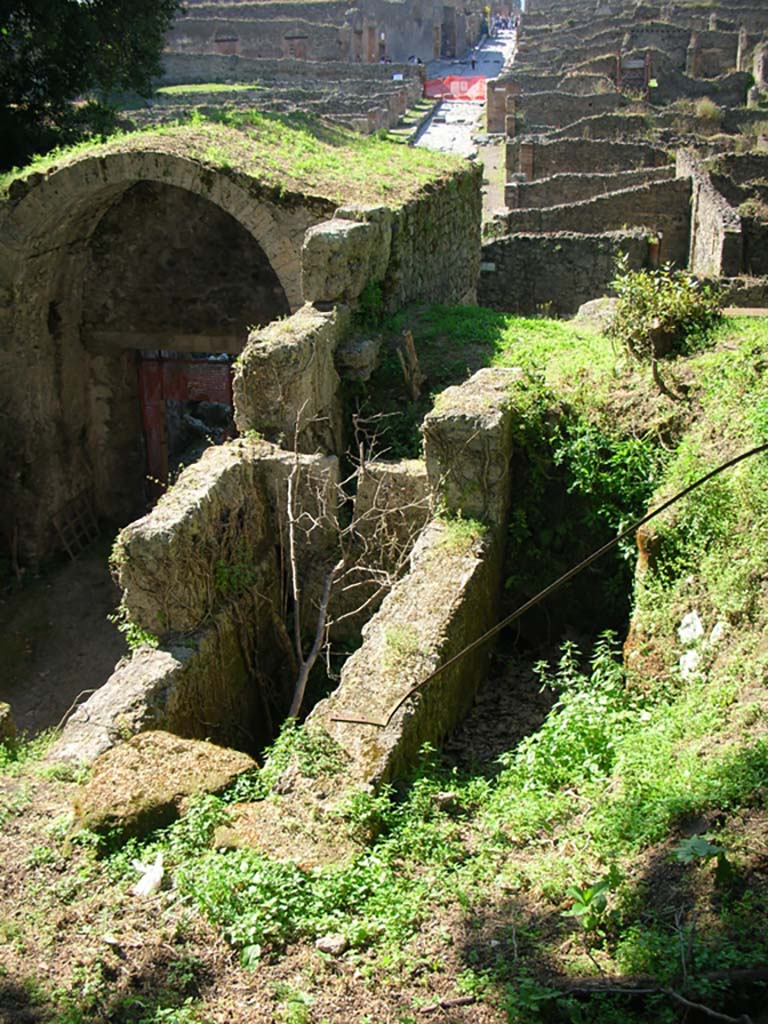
[
  {"x1": 0, "y1": 147, "x2": 331, "y2": 564},
  {"x1": 4, "y1": 149, "x2": 306, "y2": 310}
]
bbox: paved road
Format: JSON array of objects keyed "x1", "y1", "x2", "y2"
[{"x1": 415, "y1": 29, "x2": 517, "y2": 158}]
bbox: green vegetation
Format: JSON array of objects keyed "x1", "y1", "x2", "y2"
[
  {"x1": 608, "y1": 254, "x2": 723, "y2": 363},
  {"x1": 156, "y1": 83, "x2": 266, "y2": 96},
  {"x1": 0, "y1": 0, "x2": 181, "y2": 171},
  {"x1": 3, "y1": 315, "x2": 768, "y2": 1022},
  {"x1": 0, "y1": 110, "x2": 461, "y2": 206}
]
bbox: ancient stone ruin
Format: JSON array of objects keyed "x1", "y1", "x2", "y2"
[
  {"x1": 2, "y1": 0, "x2": 767, "y2": 832},
  {"x1": 480, "y1": 0, "x2": 768, "y2": 314}
]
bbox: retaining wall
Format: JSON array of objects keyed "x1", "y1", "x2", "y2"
[{"x1": 507, "y1": 136, "x2": 669, "y2": 180}]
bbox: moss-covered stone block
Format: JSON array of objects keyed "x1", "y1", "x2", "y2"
[{"x1": 73, "y1": 731, "x2": 256, "y2": 837}]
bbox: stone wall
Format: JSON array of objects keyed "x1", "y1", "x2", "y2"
[
  {"x1": 0, "y1": 144, "x2": 337, "y2": 566},
  {"x1": 379, "y1": 165, "x2": 483, "y2": 310},
  {"x1": 168, "y1": 15, "x2": 347, "y2": 62},
  {"x1": 233, "y1": 304, "x2": 350, "y2": 457},
  {"x1": 546, "y1": 112, "x2": 655, "y2": 141},
  {"x1": 0, "y1": 133, "x2": 478, "y2": 568},
  {"x1": 160, "y1": 53, "x2": 423, "y2": 94},
  {"x1": 650, "y1": 69, "x2": 751, "y2": 106},
  {"x1": 505, "y1": 165, "x2": 674, "y2": 209},
  {"x1": 515, "y1": 89, "x2": 629, "y2": 129},
  {"x1": 495, "y1": 178, "x2": 692, "y2": 266},
  {"x1": 507, "y1": 137, "x2": 669, "y2": 179},
  {"x1": 52, "y1": 438, "x2": 340, "y2": 762},
  {"x1": 477, "y1": 229, "x2": 649, "y2": 315},
  {"x1": 677, "y1": 150, "x2": 743, "y2": 277}
]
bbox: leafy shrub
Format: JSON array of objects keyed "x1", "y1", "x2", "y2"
[
  {"x1": 499, "y1": 634, "x2": 637, "y2": 790},
  {"x1": 608, "y1": 254, "x2": 723, "y2": 363}
]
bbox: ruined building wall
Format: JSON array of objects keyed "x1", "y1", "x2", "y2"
[
  {"x1": 496, "y1": 178, "x2": 692, "y2": 267},
  {"x1": 477, "y1": 230, "x2": 649, "y2": 315},
  {"x1": 507, "y1": 137, "x2": 669, "y2": 180},
  {"x1": 0, "y1": 150, "x2": 335, "y2": 566},
  {"x1": 677, "y1": 150, "x2": 743, "y2": 278}
]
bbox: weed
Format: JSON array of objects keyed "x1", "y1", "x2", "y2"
[
  {"x1": 107, "y1": 602, "x2": 159, "y2": 651},
  {"x1": 562, "y1": 864, "x2": 622, "y2": 936},
  {"x1": 674, "y1": 835, "x2": 735, "y2": 888}
]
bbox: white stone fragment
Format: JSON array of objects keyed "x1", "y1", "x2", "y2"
[
  {"x1": 678, "y1": 610, "x2": 704, "y2": 646},
  {"x1": 679, "y1": 649, "x2": 702, "y2": 680},
  {"x1": 132, "y1": 851, "x2": 164, "y2": 897},
  {"x1": 709, "y1": 620, "x2": 727, "y2": 645}
]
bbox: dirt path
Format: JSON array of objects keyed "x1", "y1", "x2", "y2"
[{"x1": 0, "y1": 540, "x2": 125, "y2": 737}]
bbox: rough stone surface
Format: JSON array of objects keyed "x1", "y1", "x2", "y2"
[
  {"x1": 214, "y1": 792, "x2": 358, "y2": 869},
  {"x1": 422, "y1": 367, "x2": 521, "y2": 527},
  {"x1": 310, "y1": 517, "x2": 503, "y2": 786},
  {"x1": 478, "y1": 230, "x2": 648, "y2": 316},
  {"x1": 496, "y1": 178, "x2": 692, "y2": 268},
  {"x1": 233, "y1": 304, "x2": 349, "y2": 456},
  {"x1": 302, "y1": 219, "x2": 387, "y2": 304},
  {"x1": 114, "y1": 436, "x2": 338, "y2": 635},
  {"x1": 678, "y1": 150, "x2": 743, "y2": 277},
  {"x1": 353, "y1": 459, "x2": 431, "y2": 548},
  {"x1": 315, "y1": 934, "x2": 349, "y2": 956},
  {"x1": 50, "y1": 601, "x2": 286, "y2": 764},
  {"x1": 334, "y1": 334, "x2": 382, "y2": 381},
  {"x1": 302, "y1": 205, "x2": 393, "y2": 305},
  {"x1": 73, "y1": 731, "x2": 256, "y2": 836},
  {"x1": 0, "y1": 703, "x2": 17, "y2": 746}
]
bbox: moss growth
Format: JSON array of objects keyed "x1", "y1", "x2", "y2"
[{"x1": 0, "y1": 111, "x2": 462, "y2": 206}]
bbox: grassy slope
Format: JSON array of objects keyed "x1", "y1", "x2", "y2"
[
  {"x1": 0, "y1": 110, "x2": 461, "y2": 206},
  {"x1": 1, "y1": 314, "x2": 767, "y2": 1024}
]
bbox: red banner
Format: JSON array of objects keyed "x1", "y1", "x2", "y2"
[{"x1": 424, "y1": 76, "x2": 487, "y2": 100}]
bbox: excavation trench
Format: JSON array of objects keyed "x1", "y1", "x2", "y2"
[{"x1": 48, "y1": 300, "x2": 645, "y2": 794}]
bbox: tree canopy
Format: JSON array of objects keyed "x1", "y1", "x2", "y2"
[{"x1": 0, "y1": 0, "x2": 181, "y2": 170}]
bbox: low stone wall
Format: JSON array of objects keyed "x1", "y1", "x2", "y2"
[
  {"x1": 515, "y1": 90, "x2": 628, "y2": 129},
  {"x1": 310, "y1": 518, "x2": 501, "y2": 785},
  {"x1": 161, "y1": 53, "x2": 424, "y2": 92},
  {"x1": 52, "y1": 436, "x2": 342, "y2": 762},
  {"x1": 52, "y1": 606, "x2": 283, "y2": 762},
  {"x1": 477, "y1": 229, "x2": 649, "y2": 315},
  {"x1": 505, "y1": 165, "x2": 674, "y2": 209},
  {"x1": 677, "y1": 150, "x2": 743, "y2": 277},
  {"x1": 546, "y1": 112, "x2": 655, "y2": 141},
  {"x1": 714, "y1": 152, "x2": 768, "y2": 186},
  {"x1": 721, "y1": 276, "x2": 768, "y2": 307},
  {"x1": 496, "y1": 178, "x2": 692, "y2": 267},
  {"x1": 507, "y1": 136, "x2": 669, "y2": 180},
  {"x1": 650, "y1": 69, "x2": 750, "y2": 107},
  {"x1": 309, "y1": 367, "x2": 520, "y2": 785},
  {"x1": 114, "y1": 437, "x2": 339, "y2": 636},
  {"x1": 422, "y1": 367, "x2": 519, "y2": 529}
]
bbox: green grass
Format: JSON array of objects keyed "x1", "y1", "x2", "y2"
[
  {"x1": 156, "y1": 83, "x2": 266, "y2": 96},
  {"x1": 0, "y1": 110, "x2": 461, "y2": 205}
]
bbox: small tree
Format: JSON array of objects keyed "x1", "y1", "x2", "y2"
[
  {"x1": 0, "y1": 0, "x2": 182, "y2": 170},
  {"x1": 281, "y1": 415, "x2": 431, "y2": 719},
  {"x1": 608, "y1": 254, "x2": 723, "y2": 398}
]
